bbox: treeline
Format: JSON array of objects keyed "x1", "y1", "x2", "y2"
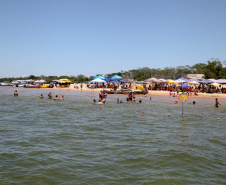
[{"x1": 1, "y1": 59, "x2": 226, "y2": 83}]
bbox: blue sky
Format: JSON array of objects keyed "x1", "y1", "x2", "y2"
[{"x1": 0, "y1": 0, "x2": 226, "y2": 78}]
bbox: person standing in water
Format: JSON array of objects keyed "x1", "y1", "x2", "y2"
[
  {"x1": 54, "y1": 95, "x2": 59, "y2": 100},
  {"x1": 215, "y1": 98, "x2": 221, "y2": 107},
  {"x1": 48, "y1": 92, "x2": 52, "y2": 99},
  {"x1": 14, "y1": 90, "x2": 18, "y2": 96}
]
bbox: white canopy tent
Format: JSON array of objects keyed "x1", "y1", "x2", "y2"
[{"x1": 91, "y1": 78, "x2": 106, "y2": 83}]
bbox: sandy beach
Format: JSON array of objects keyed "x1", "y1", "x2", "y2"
[{"x1": 53, "y1": 83, "x2": 226, "y2": 99}]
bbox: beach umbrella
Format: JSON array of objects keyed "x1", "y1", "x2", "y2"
[
  {"x1": 188, "y1": 81, "x2": 200, "y2": 85},
  {"x1": 168, "y1": 80, "x2": 178, "y2": 84},
  {"x1": 110, "y1": 75, "x2": 122, "y2": 80},
  {"x1": 93, "y1": 76, "x2": 104, "y2": 80},
  {"x1": 210, "y1": 82, "x2": 220, "y2": 86},
  {"x1": 182, "y1": 84, "x2": 189, "y2": 88}
]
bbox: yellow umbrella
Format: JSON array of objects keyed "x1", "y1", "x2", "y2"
[
  {"x1": 168, "y1": 80, "x2": 178, "y2": 84},
  {"x1": 188, "y1": 81, "x2": 200, "y2": 85}
]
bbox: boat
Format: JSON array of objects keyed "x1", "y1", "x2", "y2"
[{"x1": 0, "y1": 81, "x2": 13, "y2": 86}]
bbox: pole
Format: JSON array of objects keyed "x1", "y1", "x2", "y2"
[{"x1": 182, "y1": 100, "x2": 184, "y2": 116}]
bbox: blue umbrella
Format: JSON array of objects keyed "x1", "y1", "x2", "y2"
[
  {"x1": 104, "y1": 78, "x2": 110, "y2": 81},
  {"x1": 110, "y1": 75, "x2": 122, "y2": 80},
  {"x1": 93, "y1": 76, "x2": 104, "y2": 80},
  {"x1": 182, "y1": 84, "x2": 189, "y2": 88}
]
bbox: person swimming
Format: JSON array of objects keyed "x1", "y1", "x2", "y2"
[
  {"x1": 54, "y1": 95, "x2": 59, "y2": 100},
  {"x1": 132, "y1": 96, "x2": 136, "y2": 102},
  {"x1": 97, "y1": 100, "x2": 103, "y2": 104},
  {"x1": 40, "y1": 94, "x2": 44, "y2": 98},
  {"x1": 14, "y1": 90, "x2": 18, "y2": 96},
  {"x1": 60, "y1": 95, "x2": 64, "y2": 100},
  {"x1": 173, "y1": 100, "x2": 178, "y2": 104}
]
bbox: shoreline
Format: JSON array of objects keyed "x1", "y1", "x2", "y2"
[{"x1": 51, "y1": 84, "x2": 226, "y2": 99}]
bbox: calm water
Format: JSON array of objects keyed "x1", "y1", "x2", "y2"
[{"x1": 0, "y1": 87, "x2": 226, "y2": 184}]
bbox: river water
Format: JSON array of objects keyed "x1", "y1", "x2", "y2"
[{"x1": 0, "y1": 87, "x2": 225, "y2": 184}]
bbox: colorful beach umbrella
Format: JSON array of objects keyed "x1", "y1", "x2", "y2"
[{"x1": 188, "y1": 81, "x2": 200, "y2": 85}]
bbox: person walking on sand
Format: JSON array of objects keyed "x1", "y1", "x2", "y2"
[{"x1": 81, "y1": 82, "x2": 83, "y2": 90}]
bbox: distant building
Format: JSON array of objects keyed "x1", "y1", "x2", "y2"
[{"x1": 187, "y1": 74, "x2": 204, "y2": 79}]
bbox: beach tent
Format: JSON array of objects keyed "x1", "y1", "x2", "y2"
[
  {"x1": 35, "y1": 80, "x2": 46, "y2": 83},
  {"x1": 199, "y1": 79, "x2": 215, "y2": 84},
  {"x1": 91, "y1": 78, "x2": 106, "y2": 83},
  {"x1": 59, "y1": 79, "x2": 71, "y2": 83},
  {"x1": 144, "y1": 78, "x2": 160, "y2": 83},
  {"x1": 215, "y1": 79, "x2": 226, "y2": 84},
  {"x1": 26, "y1": 79, "x2": 35, "y2": 83},
  {"x1": 121, "y1": 80, "x2": 133, "y2": 83},
  {"x1": 93, "y1": 76, "x2": 104, "y2": 80},
  {"x1": 175, "y1": 77, "x2": 189, "y2": 83},
  {"x1": 159, "y1": 79, "x2": 168, "y2": 83},
  {"x1": 104, "y1": 78, "x2": 110, "y2": 81},
  {"x1": 59, "y1": 79, "x2": 71, "y2": 87}
]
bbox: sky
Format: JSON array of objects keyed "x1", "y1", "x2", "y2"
[{"x1": 0, "y1": 0, "x2": 226, "y2": 78}]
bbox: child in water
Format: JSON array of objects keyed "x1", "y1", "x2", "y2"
[
  {"x1": 215, "y1": 98, "x2": 221, "y2": 107},
  {"x1": 173, "y1": 100, "x2": 178, "y2": 104}
]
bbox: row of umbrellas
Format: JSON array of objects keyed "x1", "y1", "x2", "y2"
[
  {"x1": 91, "y1": 75, "x2": 226, "y2": 85},
  {"x1": 144, "y1": 77, "x2": 226, "y2": 84}
]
